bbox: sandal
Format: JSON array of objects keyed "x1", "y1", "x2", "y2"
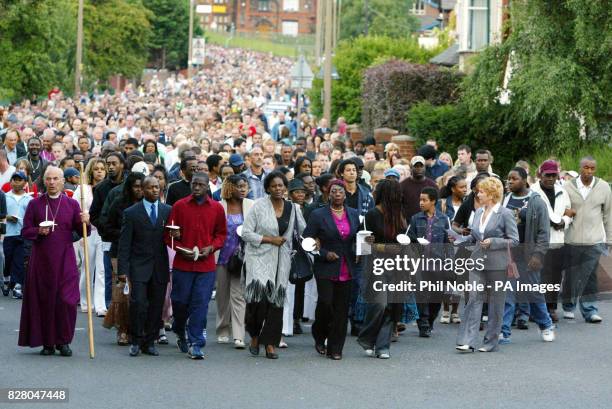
[{"x1": 117, "y1": 332, "x2": 129, "y2": 346}]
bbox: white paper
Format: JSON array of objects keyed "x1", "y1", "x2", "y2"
[
  {"x1": 417, "y1": 237, "x2": 430, "y2": 245},
  {"x1": 356, "y1": 231, "x2": 372, "y2": 256}
]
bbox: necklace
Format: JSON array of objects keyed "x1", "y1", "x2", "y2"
[
  {"x1": 45, "y1": 194, "x2": 64, "y2": 232},
  {"x1": 28, "y1": 157, "x2": 41, "y2": 174}
]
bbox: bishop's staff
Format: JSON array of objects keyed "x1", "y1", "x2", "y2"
[{"x1": 78, "y1": 162, "x2": 95, "y2": 359}]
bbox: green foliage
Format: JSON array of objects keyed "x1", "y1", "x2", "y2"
[
  {"x1": 339, "y1": 0, "x2": 419, "y2": 40},
  {"x1": 83, "y1": 0, "x2": 153, "y2": 85},
  {"x1": 534, "y1": 144, "x2": 612, "y2": 182},
  {"x1": 143, "y1": 0, "x2": 189, "y2": 69},
  {"x1": 0, "y1": 0, "x2": 75, "y2": 100},
  {"x1": 308, "y1": 35, "x2": 438, "y2": 124},
  {"x1": 407, "y1": 0, "x2": 611, "y2": 176}
]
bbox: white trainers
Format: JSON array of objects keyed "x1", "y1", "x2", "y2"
[
  {"x1": 563, "y1": 311, "x2": 575, "y2": 319},
  {"x1": 234, "y1": 339, "x2": 246, "y2": 349},
  {"x1": 587, "y1": 314, "x2": 603, "y2": 323},
  {"x1": 377, "y1": 352, "x2": 390, "y2": 359},
  {"x1": 540, "y1": 327, "x2": 555, "y2": 342},
  {"x1": 440, "y1": 311, "x2": 451, "y2": 324},
  {"x1": 365, "y1": 349, "x2": 375, "y2": 357},
  {"x1": 217, "y1": 336, "x2": 230, "y2": 344},
  {"x1": 451, "y1": 313, "x2": 461, "y2": 324}
]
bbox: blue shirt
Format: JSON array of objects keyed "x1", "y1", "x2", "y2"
[
  {"x1": 143, "y1": 198, "x2": 158, "y2": 222},
  {"x1": 243, "y1": 167, "x2": 269, "y2": 200},
  {"x1": 5, "y1": 191, "x2": 32, "y2": 237}
]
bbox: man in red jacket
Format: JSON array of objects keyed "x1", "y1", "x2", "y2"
[{"x1": 166, "y1": 172, "x2": 227, "y2": 359}]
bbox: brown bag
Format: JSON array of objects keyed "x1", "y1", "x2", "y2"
[{"x1": 506, "y1": 241, "x2": 519, "y2": 279}]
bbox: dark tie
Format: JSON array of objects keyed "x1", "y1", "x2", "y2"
[{"x1": 150, "y1": 203, "x2": 157, "y2": 225}]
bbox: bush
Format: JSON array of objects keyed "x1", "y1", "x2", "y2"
[
  {"x1": 308, "y1": 36, "x2": 438, "y2": 125},
  {"x1": 361, "y1": 60, "x2": 462, "y2": 137}
]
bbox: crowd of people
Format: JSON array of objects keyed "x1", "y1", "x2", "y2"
[{"x1": 1, "y1": 45, "x2": 610, "y2": 360}]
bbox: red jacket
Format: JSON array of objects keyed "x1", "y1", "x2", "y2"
[{"x1": 165, "y1": 194, "x2": 227, "y2": 273}]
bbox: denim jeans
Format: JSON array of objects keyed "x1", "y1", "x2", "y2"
[
  {"x1": 562, "y1": 244, "x2": 604, "y2": 319},
  {"x1": 502, "y1": 259, "x2": 552, "y2": 338},
  {"x1": 171, "y1": 269, "x2": 216, "y2": 348}
]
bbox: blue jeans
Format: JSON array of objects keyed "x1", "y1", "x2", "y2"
[
  {"x1": 104, "y1": 251, "x2": 113, "y2": 308},
  {"x1": 502, "y1": 260, "x2": 552, "y2": 338},
  {"x1": 171, "y1": 269, "x2": 216, "y2": 348},
  {"x1": 562, "y1": 245, "x2": 603, "y2": 319}
]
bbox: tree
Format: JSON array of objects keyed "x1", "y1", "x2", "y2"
[
  {"x1": 83, "y1": 0, "x2": 153, "y2": 86},
  {"x1": 143, "y1": 0, "x2": 190, "y2": 69},
  {"x1": 308, "y1": 36, "x2": 438, "y2": 124},
  {"x1": 339, "y1": 0, "x2": 419, "y2": 41},
  {"x1": 0, "y1": 0, "x2": 75, "y2": 101}
]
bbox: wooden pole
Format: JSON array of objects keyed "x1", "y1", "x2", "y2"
[{"x1": 78, "y1": 162, "x2": 95, "y2": 359}]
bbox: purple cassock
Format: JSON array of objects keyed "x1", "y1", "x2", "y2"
[{"x1": 18, "y1": 193, "x2": 89, "y2": 348}]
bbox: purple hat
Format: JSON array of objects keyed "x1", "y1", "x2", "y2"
[{"x1": 539, "y1": 160, "x2": 560, "y2": 175}]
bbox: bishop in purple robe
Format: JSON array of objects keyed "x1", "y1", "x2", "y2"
[{"x1": 18, "y1": 166, "x2": 90, "y2": 356}]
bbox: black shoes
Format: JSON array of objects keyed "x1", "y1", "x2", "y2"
[
  {"x1": 40, "y1": 346, "x2": 55, "y2": 356},
  {"x1": 142, "y1": 345, "x2": 159, "y2": 356},
  {"x1": 419, "y1": 327, "x2": 432, "y2": 338},
  {"x1": 129, "y1": 344, "x2": 140, "y2": 356},
  {"x1": 176, "y1": 337, "x2": 189, "y2": 353},
  {"x1": 293, "y1": 322, "x2": 303, "y2": 335},
  {"x1": 517, "y1": 319, "x2": 529, "y2": 330},
  {"x1": 328, "y1": 353, "x2": 342, "y2": 360},
  {"x1": 56, "y1": 344, "x2": 72, "y2": 357},
  {"x1": 249, "y1": 341, "x2": 260, "y2": 356},
  {"x1": 315, "y1": 344, "x2": 327, "y2": 356},
  {"x1": 1, "y1": 282, "x2": 9, "y2": 297}
]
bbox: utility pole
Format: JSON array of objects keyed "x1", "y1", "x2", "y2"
[
  {"x1": 323, "y1": 0, "x2": 333, "y2": 122},
  {"x1": 315, "y1": 0, "x2": 323, "y2": 64},
  {"x1": 332, "y1": 0, "x2": 337, "y2": 49},
  {"x1": 337, "y1": 0, "x2": 342, "y2": 46},
  {"x1": 188, "y1": 0, "x2": 194, "y2": 79},
  {"x1": 75, "y1": 0, "x2": 84, "y2": 98},
  {"x1": 364, "y1": 0, "x2": 369, "y2": 35}
]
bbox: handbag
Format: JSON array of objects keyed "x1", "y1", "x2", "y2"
[
  {"x1": 289, "y1": 206, "x2": 313, "y2": 284},
  {"x1": 506, "y1": 241, "x2": 519, "y2": 279},
  {"x1": 227, "y1": 239, "x2": 245, "y2": 277}
]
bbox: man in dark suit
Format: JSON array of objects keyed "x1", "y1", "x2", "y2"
[{"x1": 118, "y1": 176, "x2": 171, "y2": 357}]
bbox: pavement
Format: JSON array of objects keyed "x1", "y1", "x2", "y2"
[{"x1": 2, "y1": 294, "x2": 612, "y2": 409}]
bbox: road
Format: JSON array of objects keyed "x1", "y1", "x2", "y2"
[{"x1": 1, "y1": 295, "x2": 611, "y2": 409}]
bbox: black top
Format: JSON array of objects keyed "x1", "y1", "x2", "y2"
[
  {"x1": 540, "y1": 182, "x2": 556, "y2": 209},
  {"x1": 453, "y1": 193, "x2": 476, "y2": 228},
  {"x1": 400, "y1": 177, "x2": 438, "y2": 220},
  {"x1": 345, "y1": 189, "x2": 359, "y2": 210},
  {"x1": 166, "y1": 179, "x2": 191, "y2": 206},
  {"x1": 276, "y1": 200, "x2": 292, "y2": 236},
  {"x1": 365, "y1": 207, "x2": 398, "y2": 244}
]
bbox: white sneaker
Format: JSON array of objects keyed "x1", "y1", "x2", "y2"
[
  {"x1": 234, "y1": 339, "x2": 246, "y2": 349},
  {"x1": 451, "y1": 313, "x2": 461, "y2": 324},
  {"x1": 540, "y1": 327, "x2": 555, "y2": 342},
  {"x1": 211, "y1": 290, "x2": 216, "y2": 300},
  {"x1": 563, "y1": 311, "x2": 575, "y2": 319},
  {"x1": 440, "y1": 311, "x2": 450, "y2": 324},
  {"x1": 377, "y1": 352, "x2": 390, "y2": 359},
  {"x1": 217, "y1": 336, "x2": 230, "y2": 344},
  {"x1": 482, "y1": 315, "x2": 489, "y2": 322},
  {"x1": 587, "y1": 314, "x2": 603, "y2": 323},
  {"x1": 365, "y1": 349, "x2": 374, "y2": 357}
]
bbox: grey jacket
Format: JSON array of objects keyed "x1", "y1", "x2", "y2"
[
  {"x1": 502, "y1": 191, "x2": 550, "y2": 261},
  {"x1": 467, "y1": 204, "x2": 520, "y2": 271}
]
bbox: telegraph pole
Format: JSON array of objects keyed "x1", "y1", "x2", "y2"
[
  {"x1": 75, "y1": 0, "x2": 84, "y2": 97},
  {"x1": 323, "y1": 0, "x2": 333, "y2": 122},
  {"x1": 315, "y1": 0, "x2": 323, "y2": 64},
  {"x1": 188, "y1": 0, "x2": 194, "y2": 79}
]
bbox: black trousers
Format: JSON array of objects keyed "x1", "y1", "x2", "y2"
[
  {"x1": 245, "y1": 300, "x2": 283, "y2": 346},
  {"x1": 541, "y1": 247, "x2": 565, "y2": 310},
  {"x1": 417, "y1": 302, "x2": 442, "y2": 330},
  {"x1": 312, "y1": 278, "x2": 351, "y2": 355},
  {"x1": 129, "y1": 279, "x2": 167, "y2": 348},
  {"x1": 293, "y1": 280, "x2": 305, "y2": 320}
]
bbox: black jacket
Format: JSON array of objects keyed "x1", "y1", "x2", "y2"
[
  {"x1": 118, "y1": 201, "x2": 171, "y2": 283},
  {"x1": 303, "y1": 206, "x2": 360, "y2": 280}
]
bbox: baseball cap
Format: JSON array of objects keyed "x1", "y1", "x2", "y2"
[
  {"x1": 229, "y1": 154, "x2": 245, "y2": 167},
  {"x1": 63, "y1": 167, "x2": 79, "y2": 179},
  {"x1": 11, "y1": 171, "x2": 27, "y2": 181},
  {"x1": 410, "y1": 156, "x2": 426, "y2": 166},
  {"x1": 539, "y1": 160, "x2": 560, "y2": 175},
  {"x1": 131, "y1": 161, "x2": 150, "y2": 176},
  {"x1": 384, "y1": 168, "x2": 401, "y2": 179}
]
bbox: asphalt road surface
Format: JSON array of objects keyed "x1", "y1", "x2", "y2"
[{"x1": 2, "y1": 295, "x2": 611, "y2": 409}]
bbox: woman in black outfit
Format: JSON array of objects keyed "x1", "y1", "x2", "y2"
[
  {"x1": 303, "y1": 179, "x2": 360, "y2": 360},
  {"x1": 357, "y1": 180, "x2": 406, "y2": 359}
]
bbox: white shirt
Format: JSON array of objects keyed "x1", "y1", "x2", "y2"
[
  {"x1": 0, "y1": 165, "x2": 16, "y2": 187},
  {"x1": 479, "y1": 202, "x2": 501, "y2": 234},
  {"x1": 576, "y1": 177, "x2": 593, "y2": 200}
]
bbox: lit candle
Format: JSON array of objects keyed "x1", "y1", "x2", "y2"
[{"x1": 45, "y1": 205, "x2": 48, "y2": 222}]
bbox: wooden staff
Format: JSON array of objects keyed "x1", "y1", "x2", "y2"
[{"x1": 78, "y1": 162, "x2": 95, "y2": 359}]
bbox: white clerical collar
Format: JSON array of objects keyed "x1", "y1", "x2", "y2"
[{"x1": 48, "y1": 192, "x2": 61, "y2": 199}]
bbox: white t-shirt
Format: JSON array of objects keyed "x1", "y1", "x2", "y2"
[{"x1": 0, "y1": 165, "x2": 16, "y2": 187}]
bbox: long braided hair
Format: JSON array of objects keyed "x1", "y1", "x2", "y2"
[{"x1": 374, "y1": 179, "x2": 406, "y2": 240}]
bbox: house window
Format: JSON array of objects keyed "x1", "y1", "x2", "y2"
[
  {"x1": 468, "y1": 0, "x2": 490, "y2": 50},
  {"x1": 411, "y1": 0, "x2": 426, "y2": 16},
  {"x1": 283, "y1": 0, "x2": 299, "y2": 12},
  {"x1": 258, "y1": 0, "x2": 271, "y2": 12},
  {"x1": 281, "y1": 20, "x2": 299, "y2": 37}
]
